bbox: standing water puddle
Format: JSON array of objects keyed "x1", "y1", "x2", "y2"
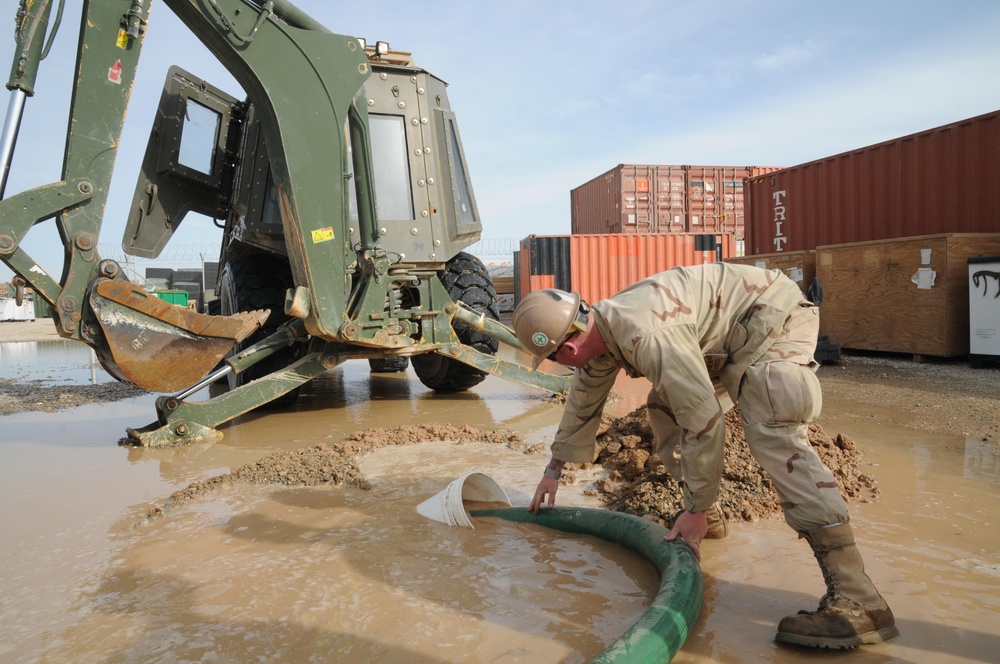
[
  {"x1": 0, "y1": 339, "x2": 113, "y2": 385},
  {"x1": 1, "y1": 351, "x2": 998, "y2": 662},
  {"x1": 20, "y1": 442, "x2": 660, "y2": 663}
]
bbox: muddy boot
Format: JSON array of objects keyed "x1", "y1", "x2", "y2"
[
  {"x1": 704, "y1": 503, "x2": 728, "y2": 539},
  {"x1": 776, "y1": 523, "x2": 899, "y2": 649}
]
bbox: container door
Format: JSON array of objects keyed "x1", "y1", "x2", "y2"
[
  {"x1": 634, "y1": 172, "x2": 651, "y2": 231},
  {"x1": 122, "y1": 66, "x2": 242, "y2": 258}
]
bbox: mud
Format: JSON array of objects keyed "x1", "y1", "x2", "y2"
[
  {"x1": 140, "y1": 425, "x2": 529, "y2": 521},
  {"x1": 0, "y1": 378, "x2": 147, "y2": 415},
  {"x1": 588, "y1": 406, "x2": 877, "y2": 523},
  {"x1": 2, "y1": 318, "x2": 999, "y2": 662},
  {"x1": 143, "y1": 409, "x2": 876, "y2": 535}
]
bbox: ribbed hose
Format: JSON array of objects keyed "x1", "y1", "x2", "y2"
[{"x1": 469, "y1": 507, "x2": 703, "y2": 663}]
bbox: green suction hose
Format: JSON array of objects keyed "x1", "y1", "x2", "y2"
[{"x1": 469, "y1": 506, "x2": 703, "y2": 663}]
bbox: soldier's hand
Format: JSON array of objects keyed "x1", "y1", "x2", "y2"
[
  {"x1": 528, "y1": 476, "x2": 559, "y2": 514},
  {"x1": 664, "y1": 509, "x2": 708, "y2": 562}
]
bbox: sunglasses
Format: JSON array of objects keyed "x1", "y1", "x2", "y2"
[{"x1": 547, "y1": 301, "x2": 591, "y2": 362}]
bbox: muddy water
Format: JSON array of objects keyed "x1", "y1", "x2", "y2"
[{"x1": 1, "y1": 352, "x2": 999, "y2": 663}]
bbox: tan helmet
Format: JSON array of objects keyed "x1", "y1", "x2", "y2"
[{"x1": 512, "y1": 288, "x2": 585, "y2": 368}]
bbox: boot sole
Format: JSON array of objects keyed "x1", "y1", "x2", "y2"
[{"x1": 775, "y1": 625, "x2": 900, "y2": 649}]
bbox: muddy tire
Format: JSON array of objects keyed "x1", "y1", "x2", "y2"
[
  {"x1": 219, "y1": 254, "x2": 301, "y2": 408},
  {"x1": 369, "y1": 357, "x2": 410, "y2": 373},
  {"x1": 412, "y1": 252, "x2": 499, "y2": 393}
]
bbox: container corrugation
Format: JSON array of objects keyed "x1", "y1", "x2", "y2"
[
  {"x1": 203, "y1": 262, "x2": 220, "y2": 289},
  {"x1": 571, "y1": 164, "x2": 781, "y2": 238},
  {"x1": 145, "y1": 267, "x2": 174, "y2": 281},
  {"x1": 518, "y1": 233, "x2": 733, "y2": 305},
  {"x1": 744, "y1": 110, "x2": 1000, "y2": 255},
  {"x1": 32, "y1": 294, "x2": 52, "y2": 318},
  {"x1": 517, "y1": 236, "x2": 570, "y2": 303},
  {"x1": 170, "y1": 270, "x2": 204, "y2": 289}
]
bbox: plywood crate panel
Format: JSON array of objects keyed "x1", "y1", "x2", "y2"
[{"x1": 817, "y1": 233, "x2": 1000, "y2": 357}]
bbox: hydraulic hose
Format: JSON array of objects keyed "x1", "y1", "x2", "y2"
[{"x1": 469, "y1": 506, "x2": 703, "y2": 663}]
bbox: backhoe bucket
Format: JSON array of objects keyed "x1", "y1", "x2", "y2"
[{"x1": 89, "y1": 280, "x2": 269, "y2": 392}]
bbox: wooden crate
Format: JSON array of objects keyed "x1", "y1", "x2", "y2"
[
  {"x1": 816, "y1": 233, "x2": 1000, "y2": 357},
  {"x1": 726, "y1": 251, "x2": 816, "y2": 295}
]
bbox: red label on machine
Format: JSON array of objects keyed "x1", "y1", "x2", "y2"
[{"x1": 108, "y1": 60, "x2": 123, "y2": 84}]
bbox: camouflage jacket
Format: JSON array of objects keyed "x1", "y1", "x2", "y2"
[{"x1": 549, "y1": 262, "x2": 815, "y2": 511}]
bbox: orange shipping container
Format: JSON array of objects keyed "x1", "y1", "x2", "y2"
[
  {"x1": 516, "y1": 233, "x2": 734, "y2": 305},
  {"x1": 570, "y1": 164, "x2": 781, "y2": 239}
]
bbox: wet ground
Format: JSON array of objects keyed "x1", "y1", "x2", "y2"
[{"x1": 1, "y1": 321, "x2": 998, "y2": 663}]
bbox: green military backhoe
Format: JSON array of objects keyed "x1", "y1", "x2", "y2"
[{"x1": 0, "y1": 0, "x2": 570, "y2": 446}]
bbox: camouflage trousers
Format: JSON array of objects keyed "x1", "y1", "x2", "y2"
[{"x1": 649, "y1": 304, "x2": 850, "y2": 532}]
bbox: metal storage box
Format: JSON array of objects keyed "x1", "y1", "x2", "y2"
[
  {"x1": 744, "y1": 109, "x2": 1000, "y2": 255},
  {"x1": 725, "y1": 251, "x2": 817, "y2": 296},
  {"x1": 969, "y1": 255, "x2": 1000, "y2": 367},
  {"x1": 571, "y1": 164, "x2": 780, "y2": 240},
  {"x1": 154, "y1": 289, "x2": 191, "y2": 307},
  {"x1": 0, "y1": 297, "x2": 34, "y2": 321},
  {"x1": 517, "y1": 233, "x2": 732, "y2": 305},
  {"x1": 817, "y1": 234, "x2": 1000, "y2": 357}
]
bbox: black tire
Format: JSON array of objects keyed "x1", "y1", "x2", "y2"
[
  {"x1": 369, "y1": 357, "x2": 410, "y2": 373},
  {"x1": 219, "y1": 254, "x2": 302, "y2": 408},
  {"x1": 412, "y1": 252, "x2": 500, "y2": 392}
]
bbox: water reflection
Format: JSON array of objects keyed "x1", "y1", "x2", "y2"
[
  {"x1": 0, "y1": 339, "x2": 112, "y2": 385},
  {"x1": 965, "y1": 435, "x2": 1000, "y2": 485}
]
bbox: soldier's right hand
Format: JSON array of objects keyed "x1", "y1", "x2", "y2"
[
  {"x1": 664, "y1": 509, "x2": 708, "y2": 562},
  {"x1": 528, "y1": 476, "x2": 559, "y2": 514}
]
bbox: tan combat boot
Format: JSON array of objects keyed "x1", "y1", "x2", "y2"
[
  {"x1": 704, "y1": 503, "x2": 728, "y2": 539},
  {"x1": 776, "y1": 523, "x2": 899, "y2": 649}
]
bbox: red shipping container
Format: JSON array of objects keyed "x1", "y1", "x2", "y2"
[
  {"x1": 744, "y1": 109, "x2": 1000, "y2": 255},
  {"x1": 571, "y1": 164, "x2": 781, "y2": 239},
  {"x1": 517, "y1": 233, "x2": 733, "y2": 305}
]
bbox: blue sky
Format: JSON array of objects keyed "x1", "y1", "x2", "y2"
[{"x1": 3, "y1": 0, "x2": 999, "y2": 283}]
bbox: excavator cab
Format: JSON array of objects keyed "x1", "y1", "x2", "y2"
[{"x1": 1, "y1": 0, "x2": 570, "y2": 446}]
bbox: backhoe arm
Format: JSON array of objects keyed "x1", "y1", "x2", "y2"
[{"x1": 0, "y1": 0, "x2": 269, "y2": 391}]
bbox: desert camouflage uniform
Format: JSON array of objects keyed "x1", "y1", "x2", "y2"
[{"x1": 549, "y1": 262, "x2": 849, "y2": 532}]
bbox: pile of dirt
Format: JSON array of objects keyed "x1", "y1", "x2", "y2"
[
  {"x1": 337, "y1": 423, "x2": 527, "y2": 455},
  {"x1": 143, "y1": 444, "x2": 371, "y2": 520},
  {"x1": 141, "y1": 410, "x2": 876, "y2": 527},
  {"x1": 567, "y1": 405, "x2": 877, "y2": 525}
]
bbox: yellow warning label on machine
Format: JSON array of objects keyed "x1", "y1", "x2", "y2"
[{"x1": 311, "y1": 227, "x2": 335, "y2": 243}]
